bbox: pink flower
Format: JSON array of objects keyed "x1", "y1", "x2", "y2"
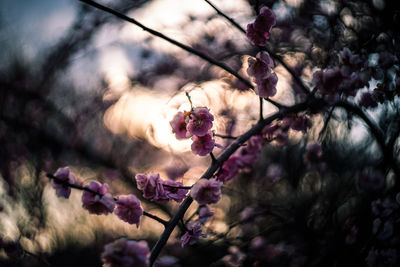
[
  {"x1": 247, "y1": 52, "x2": 274, "y2": 81},
  {"x1": 191, "y1": 131, "x2": 215, "y2": 156},
  {"x1": 303, "y1": 142, "x2": 323, "y2": 165},
  {"x1": 246, "y1": 7, "x2": 276, "y2": 46},
  {"x1": 217, "y1": 156, "x2": 239, "y2": 182},
  {"x1": 135, "y1": 173, "x2": 167, "y2": 202},
  {"x1": 51, "y1": 167, "x2": 76, "y2": 198},
  {"x1": 162, "y1": 180, "x2": 188, "y2": 203},
  {"x1": 101, "y1": 238, "x2": 149, "y2": 267},
  {"x1": 186, "y1": 107, "x2": 214, "y2": 137},
  {"x1": 255, "y1": 72, "x2": 278, "y2": 98},
  {"x1": 198, "y1": 205, "x2": 214, "y2": 223},
  {"x1": 115, "y1": 194, "x2": 143, "y2": 227},
  {"x1": 170, "y1": 112, "x2": 188, "y2": 139},
  {"x1": 190, "y1": 178, "x2": 222, "y2": 205},
  {"x1": 154, "y1": 256, "x2": 180, "y2": 267},
  {"x1": 283, "y1": 114, "x2": 312, "y2": 133},
  {"x1": 82, "y1": 181, "x2": 115, "y2": 215},
  {"x1": 181, "y1": 222, "x2": 206, "y2": 247}
]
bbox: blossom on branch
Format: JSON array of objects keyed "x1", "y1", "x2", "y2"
[
  {"x1": 181, "y1": 222, "x2": 206, "y2": 247},
  {"x1": 82, "y1": 181, "x2": 115, "y2": 215},
  {"x1": 246, "y1": 7, "x2": 276, "y2": 46},
  {"x1": 190, "y1": 178, "x2": 222, "y2": 205},
  {"x1": 135, "y1": 173, "x2": 167, "y2": 202},
  {"x1": 191, "y1": 131, "x2": 215, "y2": 156},
  {"x1": 186, "y1": 107, "x2": 214, "y2": 137},
  {"x1": 115, "y1": 194, "x2": 143, "y2": 227},
  {"x1": 247, "y1": 52, "x2": 274, "y2": 81},
  {"x1": 255, "y1": 71, "x2": 278, "y2": 98},
  {"x1": 162, "y1": 180, "x2": 189, "y2": 203},
  {"x1": 101, "y1": 238, "x2": 149, "y2": 267},
  {"x1": 170, "y1": 111, "x2": 188, "y2": 139},
  {"x1": 51, "y1": 167, "x2": 76, "y2": 199}
]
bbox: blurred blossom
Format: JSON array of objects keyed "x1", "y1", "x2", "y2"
[
  {"x1": 303, "y1": 142, "x2": 323, "y2": 165},
  {"x1": 266, "y1": 163, "x2": 282, "y2": 182},
  {"x1": 198, "y1": 205, "x2": 214, "y2": 223},
  {"x1": 101, "y1": 238, "x2": 149, "y2": 267},
  {"x1": 240, "y1": 207, "x2": 255, "y2": 221},
  {"x1": 154, "y1": 256, "x2": 180, "y2": 267},
  {"x1": 358, "y1": 168, "x2": 385, "y2": 193},
  {"x1": 222, "y1": 246, "x2": 245, "y2": 267},
  {"x1": 51, "y1": 167, "x2": 76, "y2": 199}
]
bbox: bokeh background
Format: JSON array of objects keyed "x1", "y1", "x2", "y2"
[{"x1": 1, "y1": 0, "x2": 399, "y2": 266}]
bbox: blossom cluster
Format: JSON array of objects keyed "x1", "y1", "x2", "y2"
[
  {"x1": 170, "y1": 107, "x2": 215, "y2": 156},
  {"x1": 51, "y1": 167, "x2": 143, "y2": 227},
  {"x1": 135, "y1": 173, "x2": 188, "y2": 203}
]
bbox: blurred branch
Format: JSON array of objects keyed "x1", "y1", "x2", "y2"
[
  {"x1": 202, "y1": 0, "x2": 312, "y2": 96},
  {"x1": 46, "y1": 173, "x2": 168, "y2": 226}
]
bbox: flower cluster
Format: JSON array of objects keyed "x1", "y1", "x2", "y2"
[
  {"x1": 51, "y1": 168, "x2": 143, "y2": 227},
  {"x1": 135, "y1": 173, "x2": 188, "y2": 203},
  {"x1": 170, "y1": 107, "x2": 215, "y2": 156},
  {"x1": 246, "y1": 7, "x2": 276, "y2": 46},
  {"x1": 180, "y1": 222, "x2": 206, "y2": 247},
  {"x1": 217, "y1": 135, "x2": 264, "y2": 182},
  {"x1": 247, "y1": 52, "x2": 278, "y2": 98}
]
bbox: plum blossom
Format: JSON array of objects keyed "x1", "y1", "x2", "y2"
[
  {"x1": 170, "y1": 111, "x2": 188, "y2": 139},
  {"x1": 161, "y1": 180, "x2": 188, "y2": 203},
  {"x1": 255, "y1": 72, "x2": 278, "y2": 98},
  {"x1": 198, "y1": 205, "x2": 214, "y2": 223},
  {"x1": 135, "y1": 173, "x2": 167, "y2": 202},
  {"x1": 115, "y1": 194, "x2": 143, "y2": 227},
  {"x1": 217, "y1": 156, "x2": 239, "y2": 182},
  {"x1": 303, "y1": 142, "x2": 323, "y2": 165},
  {"x1": 186, "y1": 107, "x2": 214, "y2": 137},
  {"x1": 190, "y1": 178, "x2": 222, "y2": 205},
  {"x1": 246, "y1": 7, "x2": 276, "y2": 46},
  {"x1": 247, "y1": 52, "x2": 274, "y2": 81},
  {"x1": 82, "y1": 181, "x2": 115, "y2": 215},
  {"x1": 51, "y1": 167, "x2": 76, "y2": 198},
  {"x1": 191, "y1": 131, "x2": 215, "y2": 156},
  {"x1": 101, "y1": 238, "x2": 149, "y2": 267},
  {"x1": 283, "y1": 114, "x2": 312, "y2": 133},
  {"x1": 181, "y1": 222, "x2": 206, "y2": 247}
]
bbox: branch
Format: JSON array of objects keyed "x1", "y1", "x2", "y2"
[
  {"x1": 202, "y1": 0, "x2": 312, "y2": 96},
  {"x1": 149, "y1": 98, "x2": 322, "y2": 265},
  {"x1": 45, "y1": 173, "x2": 168, "y2": 226},
  {"x1": 79, "y1": 0, "x2": 284, "y2": 110}
]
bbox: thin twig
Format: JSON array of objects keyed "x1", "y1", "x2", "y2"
[
  {"x1": 46, "y1": 173, "x2": 168, "y2": 226},
  {"x1": 214, "y1": 133, "x2": 237, "y2": 140}
]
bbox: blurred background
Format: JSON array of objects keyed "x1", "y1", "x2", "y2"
[{"x1": 1, "y1": 0, "x2": 399, "y2": 266}]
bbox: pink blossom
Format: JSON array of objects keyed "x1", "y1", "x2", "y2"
[
  {"x1": 247, "y1": 52, "x2": 274, "y2": 81},
  {"x1": 246, "y1": 7, "x2": 276, "y2": 46},
  {"x1": 82, "y1": 181, "x2": 115, "y2": 215},
  {"x1": 234, "y1": 135, "x2": 264, "y2": 170},
  {"x1": 51, "y1": 167, "x2": 76, "y2": 199},
  {"x1": 190, "y1": 178, "x2": 222, "y2": 205},
  {"x1": 162, "y1": 180, "x2": 188, "y2": 203},
  {"x1": 255, "y1": 72, "x2": 278, "y2": 98},
  {"x1": 303, "y1": 142, "x2": 323, "y2": 165},
  {"x1": 217, "y1": 156, "x2": 239, "y2": 182},
  {"x1": 135, "y1": 173, "x2": 167, "y2": 202},
  {"x1": 101, "y1": 238, "x2": 149, "y2": 267},
  {"x1": 266, "y1": 164, "x2": 282, "y2": 182},
  {"x1": 181, "y1": 222, "x2": 206, "y2": 247},
  {"x1": 283, "y1": 114, "x2": 311, "y2": 133},
  {"x1": 115, "y1": 194, "x2": 143, "y2": 227},
  {"x1": 191, "y1": 131, "x2": 215, "y2": 156},
  {"x1": 222, "y1": 246, "x2": 245, "y2": 267},
  {"x1": 186, "y1": 107, "x2": 214, "y2": 137},
  {"x1": 198, "y1": 205, "x2": 214, "y2": 223},
  {"x1": 170, "y1": 112, "x2": 188, "y2": 139}
]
